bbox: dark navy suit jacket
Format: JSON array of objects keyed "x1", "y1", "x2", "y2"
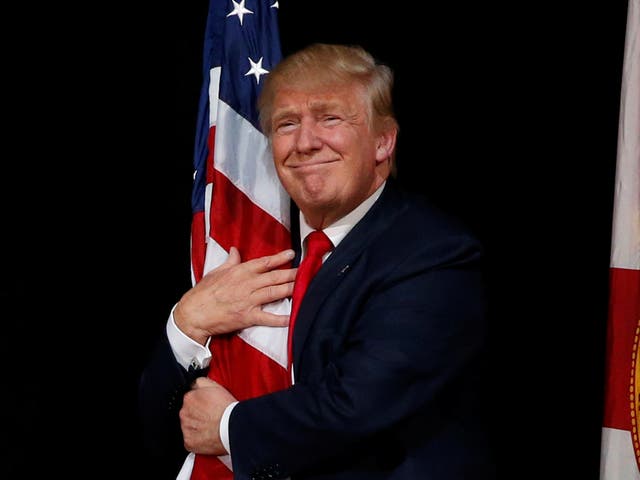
[{"x1": 139, "y1": 179, "x2": 495, "y2": 480}]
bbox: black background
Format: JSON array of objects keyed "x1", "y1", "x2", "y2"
[{"x1": 1, "y1": 0, "x2": 629, "y2": 478}]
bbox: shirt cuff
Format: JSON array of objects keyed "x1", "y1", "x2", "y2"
[
  {"x1": 166, "y1": 303, "x2": 212, "y2": 371},
  {"x1": 220, "y1": 401, "x2": 239, "y2": 455}
]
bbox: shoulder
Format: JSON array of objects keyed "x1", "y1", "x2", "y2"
[{"x1": 379, "y1": 179, "x2": 482, "y2": 252}]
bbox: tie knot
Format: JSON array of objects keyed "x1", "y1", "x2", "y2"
[{"x1": 305, "y1": 230, "x2": 333, "y2": 259}]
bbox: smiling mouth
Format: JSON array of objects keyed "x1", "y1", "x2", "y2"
[{"x1": 292, "y1": 159, "x2": 337, "y2": 169}]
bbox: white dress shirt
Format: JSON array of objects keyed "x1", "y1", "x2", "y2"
[{"x1": 170, "y1": 182, "x2": 385, "y2": 478}]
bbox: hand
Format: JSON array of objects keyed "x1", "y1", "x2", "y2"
[
  {"x1": 180, "y1": 377, "x2": 237, "y2": 455},
  {"x1": 174, "y1": 247, "x2": 297, "y2": 344}
]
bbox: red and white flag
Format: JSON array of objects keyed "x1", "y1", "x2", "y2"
[{"x1": 600, "y1": 0, "x2": 640, "y2": 478}]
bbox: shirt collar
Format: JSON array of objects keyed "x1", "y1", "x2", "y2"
[{"x1": 299, "y1": 181, "x2": 386, "y2": 252}]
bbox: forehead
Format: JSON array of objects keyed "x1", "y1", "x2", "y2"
[{"x1": 273, "y1": 84, "x2": 365, "y2": 112}]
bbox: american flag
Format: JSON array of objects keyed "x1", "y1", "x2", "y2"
[
  {"x1": 599, "y1": 0, "x2": 640, "y2": 478},
  {"x1": 187, "y1": 0, "x2": 292, "y2": 478}
]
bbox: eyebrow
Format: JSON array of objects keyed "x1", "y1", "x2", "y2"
[{"x1": 272, "y1": 100, "x2": 346, "y2": 120}]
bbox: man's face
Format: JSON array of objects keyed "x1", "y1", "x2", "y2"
[{"x1": 269, "y1": 84, "x2": 390, "y2": 228}]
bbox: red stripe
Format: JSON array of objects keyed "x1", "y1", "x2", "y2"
[
  {"x1": 191, "y1": 456, "x2": 233, "y2": 480},
  {"x1": 209, "y1": 168, "x2": 291, "y2": 261},
  {"x1": 209, "y1": 334, "x2": 291, "y2": 400},
  {"x1": 191, "y1": 211, "x2": 206, "y2": 283},
  {"x1": 602, "y1": 267, "x2": 640, "y2": 430}
]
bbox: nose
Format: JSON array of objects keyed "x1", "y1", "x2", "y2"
[{"x1": 295, "y1": 119, "x2": 322, "y2": 153}]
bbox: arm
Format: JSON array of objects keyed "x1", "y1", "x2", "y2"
[
  {"x1": 228, "y1": 239, "x2": 488, "y2": 477},
  {"x1": 230, "y1": 262, "x2": 485, "y2": 474},
  {"x1": 173, "y1": 247, "x2": 296, "y2": 345},
  {"x1": 139, "y1": 248, "x2": 296, "y2": 460}
]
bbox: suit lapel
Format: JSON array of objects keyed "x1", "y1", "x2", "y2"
[{"x1": 292, "y1": 180, "x2": 408, "y2": 368}]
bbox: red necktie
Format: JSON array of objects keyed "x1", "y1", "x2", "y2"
[{"x1": 287, "y1": 230, "x2": 333, "y2": 372}]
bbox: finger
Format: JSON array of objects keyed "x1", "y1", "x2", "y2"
[
  {"x1": 253, "y1": 267, "x2": 297, "y2": 290},
  {"x1": 247, "y1": 249, "x2": 296, "y2": 273},
  {"x1": 251, "y1": 310, "x2": 290, "y2": 328},
  {"x1": 252, "y1": 281, "x2": 295, "y2": 306}
]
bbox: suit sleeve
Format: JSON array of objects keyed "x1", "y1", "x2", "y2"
[{"x1": 138, "y1": 329, "x2": 208, "y2": 473}]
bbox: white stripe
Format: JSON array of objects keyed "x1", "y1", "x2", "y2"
[
  {"x1": 600, "y1": 427, "x2": 640, "y2": 480},
  {"x1": 610, "y1": 0, "x2": 640, "y2": 270},
  {"x1": 214, "y1": 100, "x2": 291, "y2": 230},
  {"x1": 204, "y1": 181, "x2": 213, "y2": 240},
  {"x1": 209, "y1": 67, "x2": 221, "y2": 127},
  {"x1": 237, "y1": 299, "x2": 291, "y2": 369},
  {"x1": 176, "y1": 452, "x2": 194, "y2": 480},
  {"x1": 203, "y1": 235, "x2": 229, "y2": 275},
  {"x1": 189, "y1": 183, "x2": 217, "y2": 286},
  {"x1": 218, "y1": 454, "x2": 233, "y2": 471}
]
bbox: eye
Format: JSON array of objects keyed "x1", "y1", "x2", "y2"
[
  {"x1": 322, "y1": 115, "x2": 341, "y2": 126},
  {"x1": 274, "y1": 120, "x2": 298, "y2": 134}
]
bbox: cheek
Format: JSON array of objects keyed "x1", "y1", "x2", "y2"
[
  {"x1": 328, "y1": 128, "x2": 372, "y2": 160},
  {"x1": 324, "y1": 133, "x2": 351, "y2": 153},
  {"x1": 271, "y1": 140, "x2": 288, "y2": 162}
]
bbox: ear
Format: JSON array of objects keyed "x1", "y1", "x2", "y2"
[{"x1": 374, "y1": 124, "x2": 398, "y2": 164}]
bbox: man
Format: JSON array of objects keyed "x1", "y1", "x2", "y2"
[{"x1": 140, "y1": 43, "x2": 494, "y2": 479}]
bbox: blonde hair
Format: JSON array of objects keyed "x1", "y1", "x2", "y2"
[{"x1": 258, "y1": 43, "x2": 399, "y2": 140}]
